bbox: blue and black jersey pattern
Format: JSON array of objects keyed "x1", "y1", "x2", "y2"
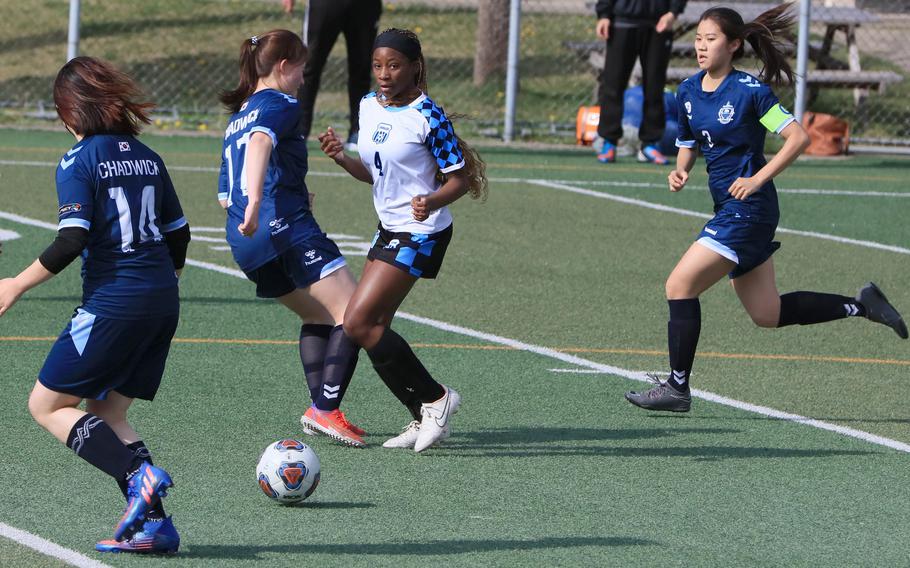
[{"x1": 419, "y1": 99, "x2": 464, "y2": 173}]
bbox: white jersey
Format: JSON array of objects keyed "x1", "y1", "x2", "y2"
[{"x1": 357, "y1": 92, "x2": 465, "y2": 234}]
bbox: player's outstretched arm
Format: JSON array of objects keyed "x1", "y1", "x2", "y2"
[
  {"x1": 0, "y1": 259, "x2": 54, "y2": 317},
  {"x1": 318, "y1": 127, "x2": 373, "y2": 184}
]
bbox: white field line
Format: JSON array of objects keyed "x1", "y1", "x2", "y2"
[
  {"x1": 527, "y1": 179, "x2": 910, "y2": 256},
  {"x1": 8, "y1": 207, "x2": 907, "y2": 454},
  {"x1": 0, "y1": 522, "x2": 112, "y2": 568},
  {"x1": 4, "y1": 159, "x2": 909, "y2": 198}
]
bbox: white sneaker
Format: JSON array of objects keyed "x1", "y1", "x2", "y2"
[
  {"x1": 383, "y1": 420, "x2": 450, "y2": 449},
  {"x1": 414, "y1": 386, "x2": 460, "y2": 453}
]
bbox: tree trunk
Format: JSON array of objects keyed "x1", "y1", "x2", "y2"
[{"x1": 473, "y1": 0, "x2": 510, "y2": 86}]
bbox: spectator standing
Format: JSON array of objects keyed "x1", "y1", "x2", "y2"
[
  {"x1": 283, "y1": 0, "x2": 383, "y2": 150},
  {"x1": 594, "y1": 0, "x2": 686, "y2": 164}
]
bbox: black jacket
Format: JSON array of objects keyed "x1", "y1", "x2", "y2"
[{"x1": 595, "y1": 0, "x2": 687, "y2": 24}]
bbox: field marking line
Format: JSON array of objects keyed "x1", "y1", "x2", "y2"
[
  {"x1": 3, "y1": 201, "x2": 910, "y2": 461},
  {"x1": 4, "y1": 160, "x2": 909, "y2": 200},
  {"x1": 0, "y1": 523, "x2": 112, "y2": 568},
  {"x1": 526, "y1": 179, "x2": 910, "y2": 256},
  {"x1": 3, "y1": 336, "x2": 908, "y2": 366}
]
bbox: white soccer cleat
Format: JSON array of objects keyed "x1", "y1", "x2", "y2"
[
  {"x1": 383, "y1": 420, "x2": 421, "y2": 449},
  {"x1": 414, "y1": 386, "x2": 461, "y2": 453},
  {"x1": 383, "y1": 420, "x2": 451, "y2": 449}
]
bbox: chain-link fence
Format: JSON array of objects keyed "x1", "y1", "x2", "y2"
[{"x1": 0, "y1": 0, "x2": 908, "y2": 146}]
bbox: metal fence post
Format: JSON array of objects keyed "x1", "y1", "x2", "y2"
[
  {"x1": 503, "y1": 0, "x2": 521, "y2": 143},
  {"x1": 67, "y1": 0, "x2": 81, "y2": 62},
  {"x1": 794, "y1": 0, "x2": 810, "y2": 123}
]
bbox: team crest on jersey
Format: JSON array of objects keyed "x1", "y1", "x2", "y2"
[
  {"x1": 118, "y1": 141, "x2": 131, "y2": 152},
  {"x1": 717, "y1": 102, "x2": 735, "y2": 124},
  {"x1": 372, "y1": 123, "x2": 392, "y2": 144},
  {"x1": 58, "y1": 203, "x2": 82, "y2": 217}
]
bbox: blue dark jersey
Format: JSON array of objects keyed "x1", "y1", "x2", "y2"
[
  {"x1": 675, "y1": 69, "x2": 795, "y2": 223},
  {"x1": 217, "y1": 89, "x2": 320, "y2": 272},
  {"x1": 55, "y1": 135, "x2": 187, "y2": 319}
]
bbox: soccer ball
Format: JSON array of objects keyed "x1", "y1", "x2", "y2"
[{"x1": 256, "y1": 439, "x2": 321, "y2": 504}]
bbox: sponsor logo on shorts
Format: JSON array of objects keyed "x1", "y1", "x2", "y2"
[
  {"x1": 268, "y1": 217, "x2": 289, "y2": 236},
  {"x1": 58, "y1": 203, "x2": 83, "y2": 217},
  {"x1": 704, "y1": 227, "x2": 718, "y2": 236},
  {"x1": 304, "y1": 249, "x2": 323, "y2": 266},
  {"x1": 384, "y1": 238, "x2": 400, "y2": 250}
]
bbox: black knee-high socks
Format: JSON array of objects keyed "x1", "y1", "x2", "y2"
[
  {"x1": 366, "y1": 328, "x2": 444, "y2": 420},
  {"x1": 667, "y1": 298, "x2": 701, "y2": 392},
  {"x1": 777, "y1": 291, "x2": 865, "y2": 327}
]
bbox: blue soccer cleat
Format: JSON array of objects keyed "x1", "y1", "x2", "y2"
[
  {"x1": 114, "y1": 462, "x2": 173, "y2": 541},
  {"x1": 96, "y1": 516, "x2": 180, "y2": 554}
]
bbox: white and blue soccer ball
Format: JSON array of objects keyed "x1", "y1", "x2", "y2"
[{"x1": 256, "y1": 439, "x2": 321, "y2": 504}]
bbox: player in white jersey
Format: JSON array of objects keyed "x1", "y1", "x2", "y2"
[{"x1": 319, "y1": 28, "x2": 488, "y2": 452}]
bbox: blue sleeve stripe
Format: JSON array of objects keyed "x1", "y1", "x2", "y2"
[
  {"x1": 675, "y1": 138, "x2": 696, "y2": 149},
  {"x1": 250, "y1": 126, "x2": 278, "y2": 147},
  {"x1": 161, "y1": 216, "x2": 188, "y2": 233},
  {"x1": 58, "y1": 218, "x2": 90, "y2": 230}
]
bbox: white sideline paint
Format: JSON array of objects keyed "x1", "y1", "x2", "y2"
[
  {"x1": 0, "y1": 522, "x2": 112, "y2": 568},
  {"x1": 527, "y1": 179, "x2": 910, "y2": 256},
  {"x1": 5, "y1": 159, "x2": 909, "y2": 198},
  {"x1": 4, "y1": 208, "x2": 909, "y2": 454}
]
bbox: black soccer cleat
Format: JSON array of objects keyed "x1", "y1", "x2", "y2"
[
  {"x1": 625, "y1": 375, "x2": 692, "y2": 412},
  {"x1": 857, "y1": 282, "x2": 908, "y2": 339}
]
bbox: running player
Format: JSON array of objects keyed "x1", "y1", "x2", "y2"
[
  {"x1": 219, "y1": 30, "x2": 367, "y2": 447},
  {"x1": 319, "y1": 28, "x2": 488, "y2": 452},
  {"x1": 625, "y1": 5, "x2": 908, "y2": 412},
  {"x1": 0, "y1": 57, "x2": 189, "y2": 553}
]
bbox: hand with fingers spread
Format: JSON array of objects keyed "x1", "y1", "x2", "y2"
[
  {"x1": 728, "y1": 177, "x2": 761, "y2": 200},
  {"x1": 411, "y1": 195, "x2": 431, "y2": 221},
  {"x1": 668, "y1": 168, "x2": 688, "y2": 192},
  {"x1": 318, "y1": 127, "x2": 346, "y2": 163}
]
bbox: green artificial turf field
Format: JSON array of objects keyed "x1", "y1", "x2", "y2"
[{"x1": 0, "y1": 128, "x2": 908, "y2": 566}]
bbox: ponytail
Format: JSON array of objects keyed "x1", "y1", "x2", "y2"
[
  {"x1": 700, "y1": 3, "x2": 795, "y2": 85},
  {"x1": 220, "y1": 29, "x2": 307, "y2": 114}
]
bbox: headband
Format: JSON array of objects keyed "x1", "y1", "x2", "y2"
[{"x1": 372, "y1": 30, "x2": 421, "y2": 61}]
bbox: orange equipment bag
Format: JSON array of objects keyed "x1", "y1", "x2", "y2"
[
  {"x1": 576, "y1": 105, "x2": 601, "y2": 145},
  {"x1": 802, "y1": 111, "x2": 849, "y2": 156}
]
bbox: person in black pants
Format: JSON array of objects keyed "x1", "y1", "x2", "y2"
[
  {"x1": 283, "y1": 0, "x2": 382, "y2": 148},
  {"x1": 594, "y1": 0, "x2": 686, "y2": 165}
]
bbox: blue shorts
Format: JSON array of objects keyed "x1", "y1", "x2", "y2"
[
  {"x1": 244, "y1": 233, "x2": 347, "y2": 298},
  {"x1": 367, "y1": 223, "x2": 453, "y2": 279},
  {"x1": 695, "y1": 214, "x2": 780, "y2": 279},
  {"x1": 39, "y1": 309, "x2": 179, "y2": 400}
]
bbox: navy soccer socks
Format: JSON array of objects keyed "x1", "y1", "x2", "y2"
[
  {"x1": 314, "y1": 325, "x2": 360, "y2": 411},
  {"x1": 299, "y1": 323, "x2": 333, "y2": 403},
  {"x1": 366, "y1": 328, "x2": 444, "y2": 420},
  {"x1": 667, "y1": 298, "x2": 701, "y2": 392},
  {"x1": 778, "y1": 291, "x2": 865, "y2": 327}
]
